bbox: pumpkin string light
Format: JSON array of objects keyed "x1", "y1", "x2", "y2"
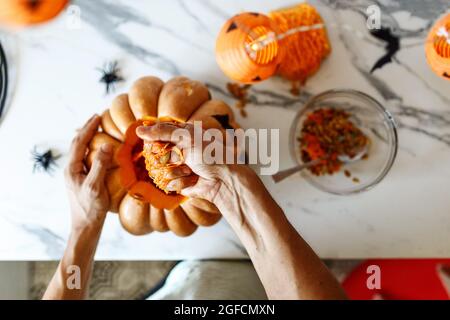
[{"x1": 216, "y1": 3, "x2": 331, "y2": 88}]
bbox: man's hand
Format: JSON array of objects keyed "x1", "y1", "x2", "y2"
[
  {"x1": 65, "y1": 115, "x2": 113, "y2": 230},
  {"x1": 136, "y1": 122, "x2": 236, "y2": 205},
  {"x1": 136, "y1": 122, "x2": 346, "y2": 300}
]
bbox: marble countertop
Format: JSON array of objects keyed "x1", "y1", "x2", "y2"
[{"x1": 0, "y1": 0, "x2": 449, "y2": 260}]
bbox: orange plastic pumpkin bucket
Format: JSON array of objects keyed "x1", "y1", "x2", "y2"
[
  {"x1": 0, "y1": 0, "x2": 69, "y2": 27},
  {"x1": 425, "y1": 13, "x2": 450, "y2": 81}
]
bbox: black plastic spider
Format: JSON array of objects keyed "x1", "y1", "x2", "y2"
[
  {"x1": 97, "y1": 61, "x2": 124, "y2": 94},
  {"x1": 31, "y1": 148, "x2": 59, "y2": 174}
]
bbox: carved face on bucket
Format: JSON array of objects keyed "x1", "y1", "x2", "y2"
[{"x1": 85, "y1": 76, "x2": 239, "y2": 237}]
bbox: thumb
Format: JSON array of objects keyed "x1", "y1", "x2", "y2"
[{"x1": 86, "y1": 143, "x2": 113, "y2": 185}]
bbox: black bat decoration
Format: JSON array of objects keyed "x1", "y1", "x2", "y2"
[
  {"x1": 370, "y1": 27, "x2": 400, "y2": 73},
  {"x1": 31, "y1": 148, "x2": 59, "y2": 174},
  {"x1": 98, "y1": 61, "x2": 124, "y2": 94}
]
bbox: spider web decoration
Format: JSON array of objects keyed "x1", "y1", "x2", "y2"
[{"x1": 0, "y1": 40, "x2": 8, "y2": 120}]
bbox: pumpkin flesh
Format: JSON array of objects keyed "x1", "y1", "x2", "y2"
[{"x1": 117, "y1": 118, "x2": 187, "y2": 210}]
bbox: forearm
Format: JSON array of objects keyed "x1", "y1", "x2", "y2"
[
  {"x1": 43, "y1": 219, "x2": 104, "y2": 300},
  {"x1": 215, "y1": 165, "x2": 346, "y2": 300}
]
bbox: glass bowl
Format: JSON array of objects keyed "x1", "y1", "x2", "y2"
[{"x1": 289, "y1": 89, "x2": 398, "y2": 195}]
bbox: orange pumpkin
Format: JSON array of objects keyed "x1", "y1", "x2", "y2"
[
  {"x1": 0, "y1": 0, "x2": 69, "y2": 26},
  {"x1": 87, "y1": 76, "x2": 239, "y2": 237},
  {"x1": 425, "y1": 13, "x2": 450, "y2": 81}
]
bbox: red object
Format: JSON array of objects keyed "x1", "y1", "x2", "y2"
[{"x1": 343, "y1": 259, "x2": 450, "y2": 300}]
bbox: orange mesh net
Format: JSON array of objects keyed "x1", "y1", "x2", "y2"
[{"x1": 268, "y1": 3, "x2": 331, "y2": 83}]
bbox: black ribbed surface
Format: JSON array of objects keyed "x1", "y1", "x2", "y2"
[{"x1": 0, "y1": 41, "x2": 8, "y2": 119}]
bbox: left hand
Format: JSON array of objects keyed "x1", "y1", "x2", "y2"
[{"x1": 65, "y1": 115, "x2": 113, "y2": 231}]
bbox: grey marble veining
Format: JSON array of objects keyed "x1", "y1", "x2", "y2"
[{"x1": 0, "y1": 0, "x2": 449, "y2": 259}]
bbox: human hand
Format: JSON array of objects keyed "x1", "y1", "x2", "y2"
[
  {"x1": 65, "y1": 115, "x2": 113, "y2": 231},
  {"x1": 136, "y1": 122, "x2": 250, "y2": 203}
]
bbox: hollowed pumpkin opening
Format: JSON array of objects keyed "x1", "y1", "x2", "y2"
[{"x1": 117, "y1": 117, "x2": 187, "y2": 210}]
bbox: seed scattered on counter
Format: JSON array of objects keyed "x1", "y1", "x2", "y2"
[
  {"x1": 290, "y1": 81, "x2": 301, "y2": 96},
  {"x1": 344, "y1": 170, "x2": 351, "y2": 178},
  {"x1": 227, "y1": 82, "x2": 251, "y2": 117}
]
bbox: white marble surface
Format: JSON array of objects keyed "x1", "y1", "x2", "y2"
[{"x1": 0, "y1": 0, "x2": 449, "y2": 260}]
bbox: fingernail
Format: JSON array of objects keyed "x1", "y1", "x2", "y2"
[
  {"x1": 136, "y1": 126, "x2": 146, "y2": 136},
  {"x1": 101, "y1": 143, "x2": 112, "y2": 153}
]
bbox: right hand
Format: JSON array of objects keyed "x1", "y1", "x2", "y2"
[{"x1": 136, "y1": 122, "x2": 253, "y2": 205}]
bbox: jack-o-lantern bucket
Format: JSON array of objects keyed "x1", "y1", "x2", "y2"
[{"x1": 425, "y1": 13, "x2": 450, "y2": 81}]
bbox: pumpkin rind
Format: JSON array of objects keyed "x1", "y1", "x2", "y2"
[
  {"x1": 106, "y1": 168, "x2": 127, "y2": 213},
  {"x1": 119, "y1": 194, "x2": 152, "y2": 235},
  {"x1": 101, "y1": 110, "x2": 124, "y2": 141},
  {"x1": 164, "y1": 207, "x2": 198, "y2": 237},
  {"x1": 110, "y1": 94, "x2": 136, "y2": 134},
  {"x1": 158, "y1": 77, "x2": 211, "y2": 122},
  {"x1": 129, "y1": 76, "x2": 164, "y2": 118},
  {"x1": 150, "y1": 205, "x2": 170, "y2": 232}
]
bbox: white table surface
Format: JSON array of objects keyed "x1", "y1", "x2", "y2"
[{"x1": 0, "y1": 0, "x2": 449, "y2": 260}]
